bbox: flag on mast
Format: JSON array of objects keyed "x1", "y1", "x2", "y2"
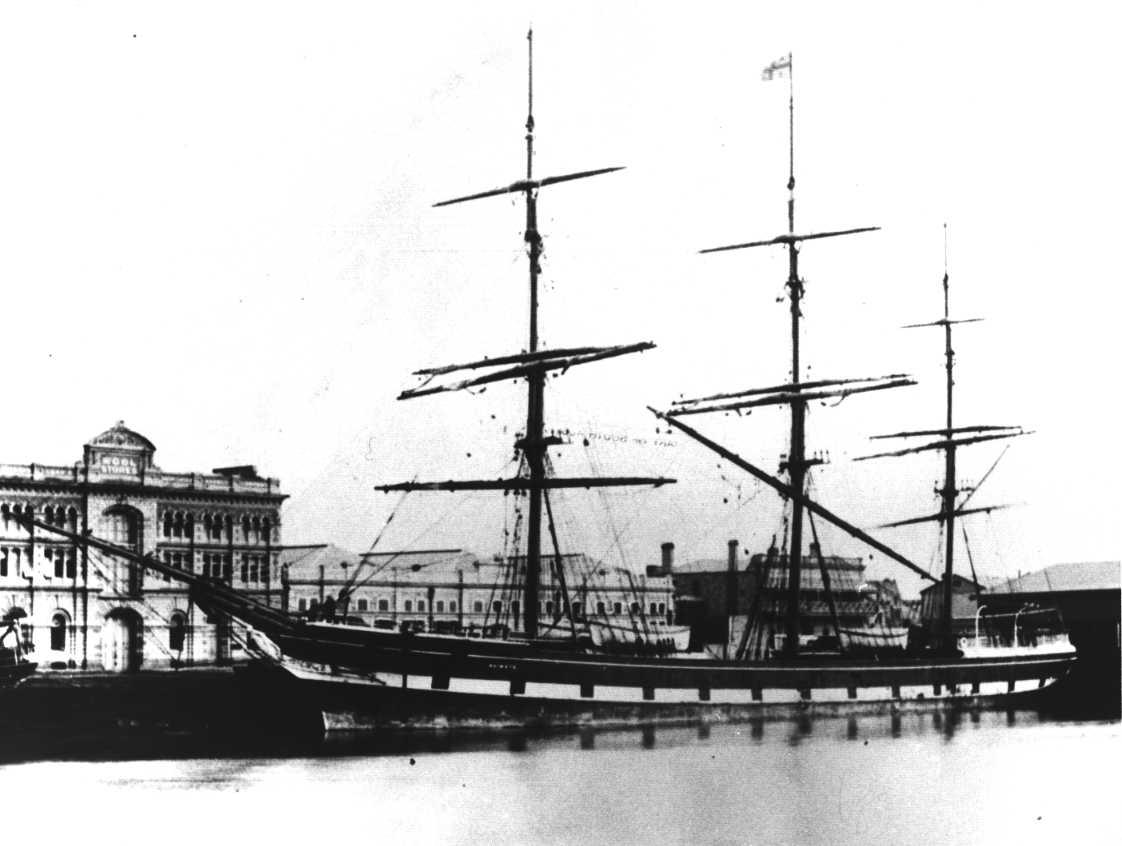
[{"x1": 762, "y1": 54, "x2": 792, "y2": 81}]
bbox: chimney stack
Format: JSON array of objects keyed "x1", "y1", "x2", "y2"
[
  {"x1": 726, "y1": 540, "x2": 739, "y2": 616},
  {"x1": 661, "y1": 542, "x2": 675, "y2": 575}
]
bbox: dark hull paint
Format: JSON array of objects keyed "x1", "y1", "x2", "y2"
[
  {"x1": 245, "y1": 661, "x2": 1060, "y2": 733},
  {"x1": 0, "y1": 662, "x2": 36, "y2": 688},
  {"x1": 256, "y1": 624, "x2": 1076, "y2": 732},
  {"x1": 275, "y1": 624, "x2": 1075, "y2": 693}
]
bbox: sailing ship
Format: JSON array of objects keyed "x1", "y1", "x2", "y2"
[{"x1": 17, "y1": 40, "x2": 1075, "y2": 731}]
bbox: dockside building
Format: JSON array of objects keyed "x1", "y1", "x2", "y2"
[
  {"x1": 0, "y1": 421, "x2": 285, "y2": 671},
  {"x1": 281, "y1": 545, "x2": 676, "y2": 634}
]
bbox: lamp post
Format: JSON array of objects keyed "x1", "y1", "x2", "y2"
[
  {"x1": 1013, "y1": 604, "x2": 1026, "y2": 648},
  {"x1": 974, "y1": 604, "x2": 988, "y2": 647}
]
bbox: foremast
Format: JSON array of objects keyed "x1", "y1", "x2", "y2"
[
  {"x1": 667, "y1": 54, "x2": 905, "y2": 656},
  {"x1": 377, "y1": 31, "x2": 673, "y2": 639}
]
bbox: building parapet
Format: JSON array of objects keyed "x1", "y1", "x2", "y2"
[{"x1": 0, "y1": 463, "x2": 281, "y2": 496}]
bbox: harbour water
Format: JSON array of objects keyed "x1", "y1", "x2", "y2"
[{"x1": 2, "y1": 708, "x2": 1116, "y2": 845}]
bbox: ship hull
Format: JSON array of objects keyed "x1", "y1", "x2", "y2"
[
  {"x1": 0, "y1": 662, "x2": 36, "y2": 689},
  {"x1": 250, "y1": 623, "x2": 1075, "y2": 733}
]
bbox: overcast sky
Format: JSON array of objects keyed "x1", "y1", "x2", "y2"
[{"x1": 1, "y1": 2, "x2": 1117, "y2": 596}]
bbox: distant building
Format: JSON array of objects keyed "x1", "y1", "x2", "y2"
[
  {"x1": 984, "y1": 561, "x2": 1120, "y2": 653},
  {"x1": 0, "y1": 421, "x2": 285, "y2": 671},
  {"x1": 918, "y1": 573, "x2": 984, "y2": 636},
  {"x1": 670, "y1": 540, "x2": 878, "y2": 652},
  {"x1": 281, "y1": 545, "x2": 675, "y2": 634}
]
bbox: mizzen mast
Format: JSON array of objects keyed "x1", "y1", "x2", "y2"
[
  {"x1": 859, "y1": 225, "x2": 1026, "y2": 653},
  {"x1": 378, "y1": 30, "x2": 673, "y2": 639}
]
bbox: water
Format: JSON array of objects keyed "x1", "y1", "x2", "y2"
[{"x1": 1, "y1": 710, "x2": 1117, "y2": 846}]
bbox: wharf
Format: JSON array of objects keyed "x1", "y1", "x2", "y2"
[{"x1": 0, "y1": 667, "x2": 322, "y2": 761}]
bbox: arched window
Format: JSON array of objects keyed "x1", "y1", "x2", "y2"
[
  {"x1": 67, "y1": 507, "x2": 78, "y2": 532},
  {"x1": 435, "y1": 600, "x2": 444, "y2": 613},
  {"x1": 163, "y1": 511, "x2": 173, "y2": 537},
  {"x1": 44, "y1": 506, "x2": 55, "y2": 525},
  {"x1": 596, "y1": 601, "x2": 606, "y2": 615},
  {"x1": 449, "y1": 600, "x2": 457, "y2": 613},
  {"x1": 631, "y1": 602, "x2": 641, "y2": 615},
  {"x1": 403, "y1": 600, "x2": 413, "y2": 613},
  {"x1": 168, "y1": 612, "x2": 187, "y2": 652},
  {"x1": 50, "y1": 611, "x2": 69, "y2": 652},
  {"x1": 572, "y1": 601, "x2": 582, "y2": 619},
  {"x1": 613, "y1": 602, "x2": 623, "y2": 615}
]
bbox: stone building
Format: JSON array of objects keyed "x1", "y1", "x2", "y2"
[
  {"x1": 281, "y1": 545, "x2": 675, "y2": 634},
  {"x1": 0, "y1": 421, "x2": 285, "y2": 671}
]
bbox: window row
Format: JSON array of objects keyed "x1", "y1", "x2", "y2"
[
  {"x1": 161, "y1": 551, "x2": 272, "y2": 586},
  {"x1": 161, "y1": 510, "x2": 276, "y2": 543},
  {"x1": 0, "y1": 503, "x2": 39, "y2": 535},
  {"x1": 292, "y1": 596, "x2": 670, "y2": 618},
  {"x1": 1, "y1": 545, "x2": 78, "y2": 578}
]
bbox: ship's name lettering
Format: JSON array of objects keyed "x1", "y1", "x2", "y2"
[{"x1": 568, "y1": 430, "x2": 675, "y2": 448}]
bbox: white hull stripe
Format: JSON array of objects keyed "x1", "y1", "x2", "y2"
[{"x1": 279, "y1": 658, "x2": 1057, "y2": 705}]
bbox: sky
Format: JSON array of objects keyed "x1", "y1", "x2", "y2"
[{"x1": 0, "y1": 2, "x2": 1117, "y2": 598}]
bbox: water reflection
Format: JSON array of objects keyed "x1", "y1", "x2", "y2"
[
  {"x1": 0, "y1": 705, "x2": 1113, "y2": 765},
  {"x1": 2, "y1": 707, "x2": 1114, "y2": 846}
]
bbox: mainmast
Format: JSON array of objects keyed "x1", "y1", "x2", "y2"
[
  {"x1": 675, "y1": 53, "x2": 893, "y2": 656},
  {"x1": 523, "y1": 29, "x2": 546, "y2": 639},
  {"x1": 781, "y1": 54, "x2": 807, "y2": 659},
  {"x1": 378, "y1": 31, "x2": 674, "y2": 640}
]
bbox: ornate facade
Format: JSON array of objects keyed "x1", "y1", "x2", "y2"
[{"x1": 0, "y1": 422, "x2": 285, "y2": 671}]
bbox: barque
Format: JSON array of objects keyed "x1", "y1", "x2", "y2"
[{"x1": 20, "y1": 39, "x2": 1075, "y2": 732}]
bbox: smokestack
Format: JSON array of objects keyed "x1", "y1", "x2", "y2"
[
  {"x1": 661, "y1": 542, "x2": 675, "y2": 574},
  {"x1": 726, "y1": 539, "x2": 739, "y2": 617},
  {"x1": 725, "y1": 540, "x2": 739, "y2": 660}
]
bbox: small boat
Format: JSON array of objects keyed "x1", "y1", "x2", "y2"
[{"x1": 0, "y1": 618, "x2": 37, "y2": 688}]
